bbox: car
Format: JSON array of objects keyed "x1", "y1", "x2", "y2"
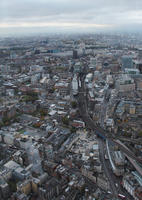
[
  {"x1": 115, "y1": 183, "x2": 118, "y2": 187},
  {"x1": 118, "y1": 193, "x2": 126, "y2": 199},
  {"x1": 105, "y1": 153, "x2": 108, "y2": 160}
]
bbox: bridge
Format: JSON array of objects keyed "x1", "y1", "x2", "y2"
[
  {"x1": 115, "y1": 140, "x2": 142, "y2": 177},
  {"x1": 118, "y1": 137, "x2": 142, "y2": 145}
]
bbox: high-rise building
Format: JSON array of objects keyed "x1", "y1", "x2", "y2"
[
  {"x1": 73, "y1": 50, "x2": 78, "y2": 59},
  {"x1": 138, "y1": 48, "x2": 142, "y2": 60},
  {"x1": 121, "y1": 56, "x2": 133, "y2": 71},
  {"x1": 135, "y1": 49, "x2": 142, "y2": 73}
]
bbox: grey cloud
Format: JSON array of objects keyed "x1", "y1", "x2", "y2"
[{"x1": 0, "y1": 0, "x2": 142, "y2": 34}]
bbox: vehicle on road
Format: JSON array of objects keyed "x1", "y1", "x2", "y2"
[
  {"x1": 115, "y1": 183, "x2": 118, "y2": 187},
  {"x1": 118, "y1": 193, "x2": 126, "y2": 199}
]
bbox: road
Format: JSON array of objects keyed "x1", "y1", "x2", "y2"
[
  {"x1": 99, "y1": 89, "x2": 108, "y2": 128},
  {"x1": 99, "y1": 139, "x2": 118, "y2": 199}
]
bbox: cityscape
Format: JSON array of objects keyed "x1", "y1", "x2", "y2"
[{"x1": 1, "y1": 1, "x2": 142, "y2": 200}]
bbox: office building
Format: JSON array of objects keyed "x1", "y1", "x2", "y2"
[
  {"x1": 73, "y1": 50, "x2": 78, "y2": 59},
  {"x1": 121, "y1": 56, "x2": 133, "y2": 71}
]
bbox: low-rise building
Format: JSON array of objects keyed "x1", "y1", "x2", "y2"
[
  {"x1": 116, "y1": 74, "x2": 135, "y2": 92},
  {"x1": 71, "y1": 120, "x2": 85, "y2": 128},
  {"x1": 97, "y1": 175, "x2": 110, "y2": 191},
  {"x1": 122, "y1": 172, "x2": 142, "y2": 200}
]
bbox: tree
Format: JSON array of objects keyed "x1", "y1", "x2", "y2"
[
  {"x1": 2, "y1": 116, "x2": 11, "y2": 125},
  {"x1": 49, "y1": 87, "x2": 55, "y2": 93},
  {"x1": 33, "y1": 121, "x2": 42, "y2": 128},
  {"x1": 0, "y1": 122, "x2": 4, "y2": 127},
  {"x1": 71, "y1": 101, "x2": 77, "y2": 109},
  {"x1": 20, "y1": 94, "x2": 38, "y2": 102},
  {"x1": 7, "y1": 179, "x2": 17, "y2": 192},
  {"x1": 138, "y1": 131, "x2": 142, "y2": 137},
  {"x1": 123, "y1": 132, "x2": 131, "y2": 137},
  {"x1": 62, "y1": 116, "x2": 69, "y2": 126},
  {"x1": 40, "y1": 109, "x2": 47, "y2": 117},
  {"x1": 70, "y1": 126, "x2": 76, "y2": 133}
]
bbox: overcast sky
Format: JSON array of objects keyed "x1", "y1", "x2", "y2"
[{"x1": 0, "y1": 0, "x2": 142, "y2": 35}]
